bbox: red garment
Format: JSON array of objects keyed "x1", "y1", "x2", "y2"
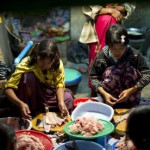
[{"x1": 88, "y1": 15, "x2": 117, "y2": 88}]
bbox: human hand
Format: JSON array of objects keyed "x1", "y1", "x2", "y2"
[
  {"x1": 115, "y1": 136, "x2": 126, "y2": 150},
  {"x1": 117, "y1": 89, "x2": 131, "y2": 103},
  {"x1": 110, "y1": 8, "x2": 123, "y2": 21},
  {"x1": 103, "y1": 92, "x2": 118, "y2": 106},
  {"x1": 19, "y1": 101, "x2": 32, "y2": 120},
  {"x1": 115, "y1": 136, "x2": 135, "y2": 150},
  {"x1": 58, "y1": 101, "x2": 69, "y2": 117}
]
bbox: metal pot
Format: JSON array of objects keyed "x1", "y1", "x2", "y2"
[{"x1": 126, "y1": 27, "x2": 145, "y2": 39}]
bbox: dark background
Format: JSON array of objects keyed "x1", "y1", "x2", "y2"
[{"x1": 1, "y1": 0, "x2": 144, "y2": 12}]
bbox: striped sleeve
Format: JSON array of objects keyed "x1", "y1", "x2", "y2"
[
  {"x1": 136, "y1": 54, "x2": 150, "y2": 90},
  {"x1": 137, "y1": 70, "x2": 150, "y2": 90}
]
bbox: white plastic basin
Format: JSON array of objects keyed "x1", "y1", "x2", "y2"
[{"x1": 71, "y1": 101, "x2": 114, "y2": 121}]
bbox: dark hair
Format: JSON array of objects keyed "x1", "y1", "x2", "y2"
[
  {"x1": 126, "y1": 105, "x2": 150, "y2": 150},
  {"x1": 29, "y1": 40, "x2": 60, "y2": 71},
  {"x1": 105, "y1": 24, "x2": 129, "y2": 47},
  {"x1": 0, "y1": 123, "x2": 16, "y2": 150}
]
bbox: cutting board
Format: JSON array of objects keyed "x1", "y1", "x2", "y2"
[
  {"x1": 113, "y1": 109, "x2": 130, "y2": 136},
  {"x1": 32, "y1": 113, "x2": 71, "y2": 132}
]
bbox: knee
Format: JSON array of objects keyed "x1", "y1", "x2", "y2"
[
  {"x1": 64, "y1": 89, "x2": 75, "y2": 113},
  {"x1": 64, "y1": 91, "x2": 74, "y2": 103}
]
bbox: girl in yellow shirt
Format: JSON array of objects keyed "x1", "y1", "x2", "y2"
[{"x1": 5, "y1": 40, "x2": 74, "y2": 120}]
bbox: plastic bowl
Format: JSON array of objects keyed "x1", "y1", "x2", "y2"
[
  {"x1": 71, "y1": 101, "x2": 114, "y2": 121},
  {"x1": 74, "y1": 97, "x2": 98, "y2": 108},
  {"x1": 64, "y1": 68, "x2": 82, "y2": 94},
  {"x1": 64, "y1": 68, "x2": 82, "y2": 85},
  {"x1": 16, "y1": 130, "x2": 53, "y2": 150},
  {"x1": 53, "y1": 140, "x2": 106, "y2": 150},
  {"x1": 0, "y1": 117, "x2": 32, "y2": 131}
]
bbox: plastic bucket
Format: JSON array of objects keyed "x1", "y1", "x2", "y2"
[
  {"x1": 53, "y1": 140, "x2": 106, "y2": 150},
  {"x1": 74, "y1": 97, "x2": 98, "y2": 108},
  {"x1": 68, "y1": 136, "x2": 109, "y2": 148},
  {"x1": 64, "y1": 68, "x2": 81, "y2": 94}
]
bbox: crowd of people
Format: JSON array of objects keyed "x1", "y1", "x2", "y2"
[{"x1": 0, "y1": 2, "x2": 150, "y2": 150}]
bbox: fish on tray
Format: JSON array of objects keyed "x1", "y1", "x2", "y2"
[{"x1": 35, "y1": 112, "x2": 68, "y2": 132}]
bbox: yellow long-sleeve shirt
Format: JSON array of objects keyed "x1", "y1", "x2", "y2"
[{"x1": 5, "y1": 56, "x2": 65, "y2": 89}]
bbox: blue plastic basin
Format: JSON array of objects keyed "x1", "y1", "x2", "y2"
[{"x1": 53, "y1": 140, "x2": 106, "y2": 150}]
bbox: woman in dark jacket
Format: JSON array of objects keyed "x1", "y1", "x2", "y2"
[{"x1": 90, "y1": 24, "x2": 150, "y2": 108}]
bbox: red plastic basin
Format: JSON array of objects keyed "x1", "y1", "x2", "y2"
[{"x1": 74, "y1": 97, "x2": 98, "y2": 108}]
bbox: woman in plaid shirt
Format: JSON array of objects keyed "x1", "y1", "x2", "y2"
[{"x1": 90, "y1": 24, "x2": 150, "y2": 108}]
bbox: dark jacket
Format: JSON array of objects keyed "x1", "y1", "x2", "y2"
[{"x1": 90, "y1": 45, "x2": 150, "y2": 92}]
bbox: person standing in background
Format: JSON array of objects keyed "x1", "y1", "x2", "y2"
[{"x1": 79, "y1": 3, "x2": 136, "y2": 97}]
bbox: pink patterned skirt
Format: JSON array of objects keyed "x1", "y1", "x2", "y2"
[{"x1": 88, "y1": 14, "x2": 117, "y2": 89}]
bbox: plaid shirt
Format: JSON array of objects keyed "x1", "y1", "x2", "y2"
[{"x1": 79, "y1": 3, "x2": 136, "y2": 44}]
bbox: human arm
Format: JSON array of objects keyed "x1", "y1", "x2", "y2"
[
  {"x1": 105, "y1": 3, "x2": 136, "y2": 19},
  {"x1": 99, "y1": 7, "x2": 123, "y2": 21},
  {"x1": 135, "y1": 53, "x2": 150, "y2": 90},
  {"x1": 82, "y1": 3, "x2": 135, "y2": 21},
  {"x1": 54, "y1": 60, "x2": 69, "y2": 116},
  {"x1": 117, "y1": 85, "x2": 139, "y2": 103},
  {"x1": 5, "y1": 88, "x2": 32, "y2": 120},
  {"x1": 56, "y1": 87, "x2": 69, "y2": 117},
  {"x1": 100, "y1": 2, "x2": 136, "y2": 21},
  {"x1": 117, "y1": 51, "x2": 150, "y2": 103},
  {"x1": 4, "y1": 57, "x2": 32, "y2": 119},
  {"x1": 82, "y1": 5, "x2": 122, "y2": 22}
]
